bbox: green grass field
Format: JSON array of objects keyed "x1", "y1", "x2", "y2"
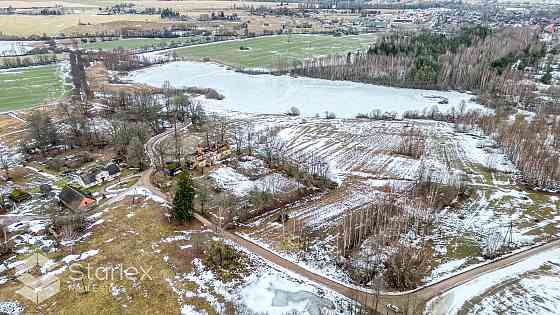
[
  {"x1": 173, "y1": 34, "x2": 379, "y2": 69},
  {"x1": 81, "y1": 36, "x2": 202, "y2": 51},
  {"x1": 0, "y1": 64, "x2": 71, "y2": 112}
]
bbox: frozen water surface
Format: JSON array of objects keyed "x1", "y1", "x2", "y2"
[{"x1": 127, "y1": 61, "x2": 485, "y2": 118}]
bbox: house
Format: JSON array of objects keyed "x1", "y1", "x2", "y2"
[
  {"x1": 78, "y1": 169, "x2": 98, "y2": 188},
  {"x1": 59, "y1": 186, "x2": 95, "y2": 211},
  {"x1": 78, "y1": 163, "x2": 121, "y2": 188}
]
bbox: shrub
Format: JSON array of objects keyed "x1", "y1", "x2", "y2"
[
  {"x1": 286, "y1": 106, "x2": 301, "y2": 116},
  {"x1": 204, "y1": 240, "x2": 248, "y2": 281},
  {"x1": 384, "y1": 246, "x2": 431, "y2": 291}
]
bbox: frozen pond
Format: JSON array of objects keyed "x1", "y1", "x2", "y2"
[
  {"x1": 240, "y1": 272, "x2": 335, "y2": 315},
  {"x1": 127, "y1": 61, "x2": 485, "y2": 118}
]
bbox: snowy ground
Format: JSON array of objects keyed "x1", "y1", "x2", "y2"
[
  {"x1": 0, "y1": 41, "x2": 38, "y2": 56},
  {"x1": 425, "y1": 246, "x2": 560, "y2": 315},
  {"x1": 226, "y1": 114, "x2": 560, "y2": 294},
  {"x1": 127, "y1": 61, "x2": 485, "y2": 118},
  {"x1": 161, "y1": 229, "x2": 351, "y2": 315},
  {"x1": 209, "y1": 166, "x2": 300, "y2": 198}
]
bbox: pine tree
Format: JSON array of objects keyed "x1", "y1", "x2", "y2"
[{"x1": 173, "y1": 171, "x2": 195, "y2": 222}]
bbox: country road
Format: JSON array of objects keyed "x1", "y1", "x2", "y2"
[{"x1": 139, "y1": 128, "x2": 560, "y2": 315}]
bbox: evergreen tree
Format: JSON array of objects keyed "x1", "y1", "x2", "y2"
[
  {"x1": 173, "y1": 171, "x2": 195, "y2": 222},
  {"x1": 541, "y1": 64, "x2": 553, "y2": 84}
]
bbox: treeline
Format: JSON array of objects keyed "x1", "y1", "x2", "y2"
[
  {"x1": 405, "y1": 104, "x2": 560, "y2": 191},
  {"x1": 89, "y1": 48, "x2": 177, "y2": 71},
  {"x1": 0, "y1": 54, "x2": 58, "y2": 69},
  {"x1": 292, "y1": 26, "x2": 544, "y2": 106},
  {"x1": 468, "y1": 110, "x2": 560, "y2": 191}
]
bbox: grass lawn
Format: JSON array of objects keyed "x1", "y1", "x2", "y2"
[
  {"x1": 174, "y1": 33, "x2": 379, "y2": 69},
  {"x1": 81, "y1": 36, "x2": 203, "y2": 51},
  {"x1": 0, "y1": 64, "x2": 71, "y2": 112}
]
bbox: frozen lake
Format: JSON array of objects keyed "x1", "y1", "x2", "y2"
[{"x1": 127, "y1": 61, "x2": 484, "y2": 118}]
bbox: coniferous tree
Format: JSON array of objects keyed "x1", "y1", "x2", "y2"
[{"x1": 173, "y1": 172, "x2": 195, "y2": 222}]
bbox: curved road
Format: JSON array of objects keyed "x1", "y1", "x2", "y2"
[{"x1": 140, "y1": 129, "x2": 560, "y2": 314}]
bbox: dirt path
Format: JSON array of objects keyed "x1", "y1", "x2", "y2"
[{"x1": 140, "y1": 129, "x2": 560, "y2": 314}]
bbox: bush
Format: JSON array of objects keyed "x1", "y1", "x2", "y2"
[
  {"x1": 384, "y1": 246, "x2": 431, "y2": 291},
  {"x1": 204, "y1": 240, "x2": 248, "y2": 281},
  {"x1": 185, "y1": 87, "x2": 224, "y2": 100},
  {"x1": 286, "y1": 106, "x2": 301, "y2": 116}
]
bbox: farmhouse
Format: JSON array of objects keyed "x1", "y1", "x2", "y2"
[{"x1": 59, "y1": 186, "x2": 95, "y2": 211}]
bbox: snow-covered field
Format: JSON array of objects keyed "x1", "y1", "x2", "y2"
[
  {"x1": 0, "y1": 41, "x2": 38, "y2": 56},
  {"x1": 425, "y1": 246, "x2": 560, "y2": 315},
  {"x1": 127, "y1": 61, "x2": 484, "y2": 118},
  {"x1": 227, "y1": 113, "x2": 560, "y2": 295}
]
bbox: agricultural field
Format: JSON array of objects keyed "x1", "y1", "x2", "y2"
[
  {"x1": 0, "y1": 14, "x2": 163, "y2": 36},
  {"x1": 172, "y1": 34, "x2": 380, "y2": 69},
  {"x1": 0, "y1": 0, "x2": 296, "y2": 11},
  {"x1": 64, "y1": 0, "x2": 296, "y2": 10},
  {"x1": 0, "y1": 64, "x2": 71, "y2": 112}
]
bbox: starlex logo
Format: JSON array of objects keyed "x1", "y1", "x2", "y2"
[{"x1": 15, "y1": 251, "x2": 60, "y2": 304}]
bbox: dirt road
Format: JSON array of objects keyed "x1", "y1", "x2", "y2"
[{"x1": 140, "y1": 129, "x2": 560, "y2": 314}]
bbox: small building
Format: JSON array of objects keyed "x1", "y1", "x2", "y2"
[
  {"x1": 0, "y1": 195, "x2": 11, "y2": 214},
  {"x1": 163, "y1": 161, "x2": 182, "y2": 176},
  {"x1": 59, "y1": 186, "x2": 95, "y2": 211}
]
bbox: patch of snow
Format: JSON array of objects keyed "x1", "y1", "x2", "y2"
[
  {"x1": 0, "y1": 301, "x2": 24, "y2": 315},
  {"x1": 181, "y1": 304, "x2": 208, "y2": 315}
]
